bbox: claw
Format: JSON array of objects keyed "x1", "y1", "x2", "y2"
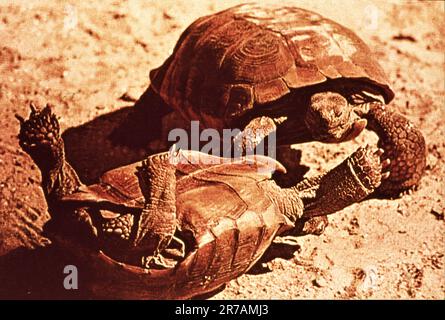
[
  {"x1": 170, "y1": 143, "x2": 181, "y2": 155},
  {"x1": 30, "y1": 102, "x2": 37, "y2": 113},
  {"x1": 375, "y1": 148, "x2": 385, "y2": 157},
  {"x1": 382, "y1": 158, "x2": 391, "y2": 169},
  {"x1": 15, "y1": 114, "x2": 25, "y2": 124},
  {"x1": 381, "y1": 171, "x2": 391, "y2": 180},
  {"x1": 168, "y1": 143, "x2": 181, "y2": 165}
]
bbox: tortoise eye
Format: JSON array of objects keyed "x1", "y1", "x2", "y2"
[
  {"x1": 226, "y1": 84, "x2": 254, "y2": 118},
  {"x1": 333, "y1": 104, "x2": 343, "y2": 117}
]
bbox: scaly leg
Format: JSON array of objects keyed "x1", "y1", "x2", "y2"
[
  {"x1": 298, "y1": 145, "x2": 390, "y2": 219},
  {"x1": 365, "y1": 102, "x2": 426, "y2": 196},
  {"x1": 17, "y1": 104, "x2": 97, "y2": 245},
  {"x1": 17, "y1": 104, "x2": 82, "y2": 203},
  {"x1": 135, "y1": 150, "x2": 179, "y2": 269},
  {"x1": 233, "y1": 116, "x2": 277, "y2": 155}
]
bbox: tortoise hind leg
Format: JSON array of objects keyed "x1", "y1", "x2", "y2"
[
  {"x1": 17, "y1": 104, "x2": 82, "y2": 202},
  {"x1": 135, "y1": 151, "x2": 179, "y2": 269}
]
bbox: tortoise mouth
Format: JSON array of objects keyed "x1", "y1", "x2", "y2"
[
  {"x1": 274, "y1": 113, "x2": 367, "y2": 145},
  {"x1": 314, "y1": 118, "x2": 367, "y2": 143}
]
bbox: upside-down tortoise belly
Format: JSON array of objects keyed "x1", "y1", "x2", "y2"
[{"x1": 62, "y1": 154, "x2": 290, "y2": 299}]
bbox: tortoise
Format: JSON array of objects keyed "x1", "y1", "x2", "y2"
[
  {"x1": 131, "y1": 3, "x2": 425, "y2": 197},
  {"x1": 17, "y1": 104, "x2": 388, "y2": 299}
]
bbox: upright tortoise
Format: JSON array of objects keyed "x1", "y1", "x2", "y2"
[
  {"x1": 17, "y1": 104, "x2": 388, "y2": 299},
  {"x1": 129, "y1": 3, "x2": 426, "y2": 196}
]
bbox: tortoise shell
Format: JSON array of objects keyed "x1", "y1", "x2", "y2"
[
  {"x1": 150, "y1": 3, "x2": 394, "y2": 131},
  {"x1": 60, "y1": 151, "x2": 291, "y2": 299}
]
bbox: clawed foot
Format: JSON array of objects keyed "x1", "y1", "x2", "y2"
[
  {"x1": 16, "y1": 103, "x2": 61, "y2": 153},
  {"x1": 301, "y1": 144, "x2": 393, "y2": 218},
  {"x1": 142, "y1": 236, "x2": 185, "y2": 269},
  {"x1": 234, "y1": 116, "x2": 277, "y2": 154},
  {"x1": 350, "y1": 145, "x2": 391, "y2": 191},
  {"x1": 143, "y1": 253, "x2": 177, "y2": 269}
]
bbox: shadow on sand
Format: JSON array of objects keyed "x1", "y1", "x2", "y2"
[{"x1": 62, "y1": 87, "x2": 172, "y2": 184}]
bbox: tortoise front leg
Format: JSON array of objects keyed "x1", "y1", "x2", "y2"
[
  {"x1": 281, "y1": 145, "x2": 389, "y2": 235},
  {"x1": 296, "y1": 145, "x2": 390, "y2": 219},
  {"x1": 234, "y1": 116, "x2": 277, "y2": 155},
  {"x1": 237, "y1": 118, "x2": 331, "y2": 236},
  {"x1": 364, "y1": 102, "x2": 426, "y2": 196},
  {"x1": 267, "y1": 145, "x2": 389, "y2": 242},
  {"x1": 135, "y1": 151, "x2": 179, "y2": 269}
]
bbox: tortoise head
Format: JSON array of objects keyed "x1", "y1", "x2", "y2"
[
  {"x1": 304, "y1": 92, "x2": 367, "y2": 143},
  {"x1": 236, "y1": 90, "x2": 369, "y2": 147},
  {"x1": 16, "y1": 103, "x2": 64, "y2": 172}
]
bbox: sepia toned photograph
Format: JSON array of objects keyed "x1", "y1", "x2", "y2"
[{"x1": 0, "y1": 0, "x2": 443, "y2": 301}]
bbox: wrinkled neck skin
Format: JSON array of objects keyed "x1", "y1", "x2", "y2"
[
  {"x1": 259, "y1": 180, "x2": 304, "y2": 227},
  {"x1": 43, "y1": 162, "x2": 81, "y2": 204}
]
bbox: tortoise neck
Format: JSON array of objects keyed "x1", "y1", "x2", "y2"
[
  {"x1": 261, "y1": 181, "x2": 304, "y2": 225},
  {"x1": 280, "y1": 187, "x2": 305, "y2": 223}
]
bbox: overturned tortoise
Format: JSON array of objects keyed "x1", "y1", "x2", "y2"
[{"x1": 17, "y1": 105, "x2": 390, "y2": 299}]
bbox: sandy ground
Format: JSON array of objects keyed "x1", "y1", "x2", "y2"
[{"x1": 0, "y1": 0, "x2": 443, "y2": 299}]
